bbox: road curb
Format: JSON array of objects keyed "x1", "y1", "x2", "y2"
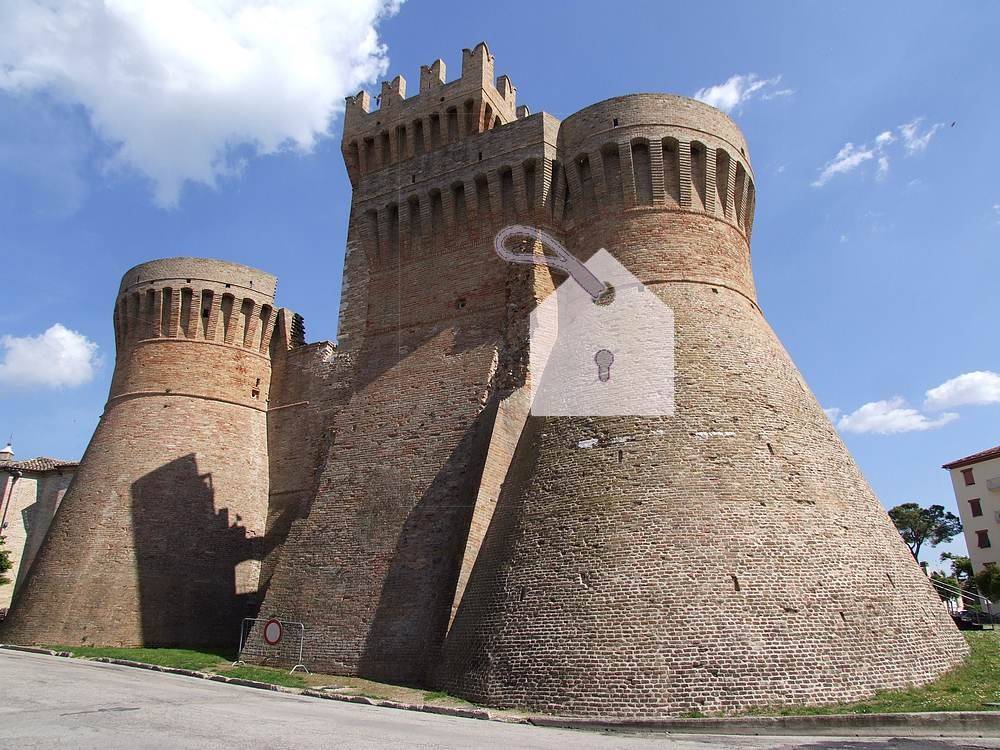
[
  {"x1": 528, "y1": 712, "x2": 1000, "y2": 737},
  {"x1": 2, "y1": 644, "x2": 996, "y2": 736},
  {"x1": 0, "y1": 644, "x2": 72, "y2": 657}
]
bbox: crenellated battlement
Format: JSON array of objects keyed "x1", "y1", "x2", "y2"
[
  {"x1": 346, "y1": 94, "x2": 758, "y2": 276},
  {"x1": 341, "y1": 42, "x2": 520, "y2": 183}
]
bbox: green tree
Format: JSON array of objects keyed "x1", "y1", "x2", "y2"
[
  {"x1": 940, "y1": 552, "x2": 974, "y2": 583},
  {"x1": 974, "y1": 565, "x2": 1000, "y2": 603},
  {"x1": 888, "y1": 502, "x2": 962, "y2": 561},
  {"x1": 0, "y1": 535, "x2": 12, "y2": 587}
]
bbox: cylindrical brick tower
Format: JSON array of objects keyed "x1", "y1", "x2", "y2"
[
  {"x1": 1, "y1": 258, "x2": 278, "y2": 648},
  {"x1": 437, "y1": 95, "x2": 967, "y2": 716}
]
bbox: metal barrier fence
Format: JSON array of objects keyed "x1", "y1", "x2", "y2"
[
  {"x1": 233, "y1": 617, "x2": 309, "y2": 673},
  {"x1": 930, "y1": 578, "x2": 996, "y2": 630}
]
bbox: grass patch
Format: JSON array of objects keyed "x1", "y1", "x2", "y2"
[
  {"x1": 746, "y1": 632, "x2": 999, "y2": 716},
  {"x1": 39, "y1": 634, "x2": 997, "y2": 717},
  {"x1": 43, "y1": 645, "x2": 230, "y2": 672},
  {"x1": 224, "y1": 665, "x2": 308, "y2": 689}
]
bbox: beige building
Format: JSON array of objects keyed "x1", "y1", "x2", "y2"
[
  {"x1": 0, "y1": 445, "x2": 77, "y2": 612},
  {"x1": 944, "y1": 444, "x2": 1000, "y2": 581}
]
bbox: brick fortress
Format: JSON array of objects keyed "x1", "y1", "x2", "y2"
[{"x1": 2, "y1": 43, "x2": 967, "y2": 716}]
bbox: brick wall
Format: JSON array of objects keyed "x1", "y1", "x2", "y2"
[
  {"x1": 256, "y1": 71, "x2": 965, "y2": 714},
  {"x1": 1, "y1": 46, "x2": 967, "y2": 718},
  {"x1": 0, "y1": 259, "x2": 278, "y2": 648}
]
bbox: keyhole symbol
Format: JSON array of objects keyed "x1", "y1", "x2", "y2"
[{"x1": 594, "y1": 349, "x2": 614, "y2": 382}]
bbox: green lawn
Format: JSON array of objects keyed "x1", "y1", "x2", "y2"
[
  {"x1": 44, "y1": 645, "x2": 231, "y2": 672},
  {"x1": 746, "y1": 631, "x2": 999, "y2": 716},
  {"x1": 39, "y1": 632, "x2": 999, "y2": 716},
  {"x1": 225, "y1": 665, "x2": 308, "y2": 689}
]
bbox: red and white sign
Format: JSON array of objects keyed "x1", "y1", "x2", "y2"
[{"x1": 263, "y1": 618, "x2": 283, "y2": 645}]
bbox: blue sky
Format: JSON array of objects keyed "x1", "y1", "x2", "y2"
[{"x1": 1, "y1": 0, "x2": 997, "y2": 568}]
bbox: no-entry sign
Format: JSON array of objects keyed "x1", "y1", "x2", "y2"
[{"x1": 263, "y1": 618, "x2": 283, "y2": 645}]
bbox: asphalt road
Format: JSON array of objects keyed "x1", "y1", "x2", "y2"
[{"x1": 0, "y1": 650, "x2": 997, "y2": 749}]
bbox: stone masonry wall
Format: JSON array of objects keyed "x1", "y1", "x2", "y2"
[
  {"x1": 3, "y1": 44, "x2": 966, "y2": 718},
  {"x1": 435, "y1": 95, "x2": 967, "y2": 715},
  {"x1": 1, "y1": 259, "x2": 278, "y2": 648}
]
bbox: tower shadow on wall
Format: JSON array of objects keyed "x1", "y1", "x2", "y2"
[
  {"x1": 357, "y1": 401, "x2": 499, "y2": 686},
  {"x1": 130, "y1": 454, "x2": 265, "y2": 649}
]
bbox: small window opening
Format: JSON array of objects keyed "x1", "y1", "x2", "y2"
[
  {"x1": 962, "y1": 468, "x2": 975, "y2": 486},
  {"x1": 970, "y1": 498, "x2": 983, "y2": 517},
  {"x1": 731, "y1": 574, "x2": 741, "y2": 592},
  {"x1": 612, "y1": 117, "x2": 619, "y2": 127},
  {"x1": 977, "y1": 530, "x2": 991, "y2": 548},
  {"x1": 456, "y1": 298, "x2": 467, "y2": 309}
]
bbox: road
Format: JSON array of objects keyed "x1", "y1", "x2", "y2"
[{"x1": 0, "y1": 650, "x2": 996, "y2": 749}]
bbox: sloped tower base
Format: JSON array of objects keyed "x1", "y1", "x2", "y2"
[
  {"x1": 1, "y1": 259, "x2": 278, "y2": 648},
  {"x1": 437, "y1": 280, "x2": 967, "y2": 716},
  {"x1": 252, "y1": 53, "x2": 965, "y2": 716}
]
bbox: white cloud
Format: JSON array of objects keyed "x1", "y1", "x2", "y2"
[
  {"x1": 899, "y1": 117, "x2": 944, "y2": 155},
  {"x1": 823, "y1": 406, "x2": 842, "y2": 421},
  {"x1": 812, "y1": 143, "x2": 875, "y2": 187},
  {"x1": 875, "y1": 130, "x2": 895, "y2": 148},
  {"x1": 693, "y1": 73, "x2": 791, "y2": 114},
  {"x1": 0, "y1": 324, "x2": 100, "y2": 389},
  {"x1": 0, "y1": 0, "x2": 401, "y2": 207},
  {"x1": 813, "y1": 116, "x2": 945, "y2": 188},
  {"x1": 836, "y1": 397, "x2": 957, "y2": 434},
  {"x1": 876, "y1": 155, "x2": 890, "y2": 180},
  {"x1": 924, "y1": 371, "x2": 1000, "y2": 410}
]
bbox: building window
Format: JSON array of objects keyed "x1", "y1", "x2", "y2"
[
  {"x1": 970, "y1": 498, "x2": 983, "y2": 517},
  {"x1": 977, "y1": 529, "x2": 991, "y2": 549},
  {"x1": 962, "y1": 468, "x2": 975, "y2": 486}
]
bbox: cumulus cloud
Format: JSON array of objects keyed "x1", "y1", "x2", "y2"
[
  {"x1": 823, "y1": 406, "x2": 842, "y2": 421},
  {"x1": 924, "y1": 371, "x2": 1000, "y2": 410},
  {"x1": 0, "y1": 324, "x2": 100, "y2": 389},
  {"x1": 813, "y1": 116, "x2": 945, "y2": 188},
  {"x1": 836, "y1": 397, "x2": 957, "y2": 435},
  {"x1": 0, "y1": 0, "x2": 401, "y2": 207},
  {"x1": 693, "y1": 73, "x2": 792, "y2": 114}
]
